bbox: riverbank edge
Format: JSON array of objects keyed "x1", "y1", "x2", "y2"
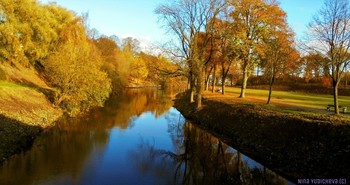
[
  {"x1": 173, "y1": 92, "x2": 350, "y2": 182},
  {"x1": 0, "y1": 87, "x2": 62, "y2": 165},
  {"x1": 0, "y1": 114, "x2": 61, "y2": 166}
]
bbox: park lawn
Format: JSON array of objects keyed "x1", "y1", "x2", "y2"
[{"x1": 211, "y1": 86, "x2": 350, "y2": 114}]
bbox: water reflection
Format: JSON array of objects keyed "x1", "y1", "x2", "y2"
[
  {"x1": 130, "y1": 116, "x2": 290, "y2": 185},
  {"x1": 0, "y1": 88, "x2": 291, "y2": 185}
]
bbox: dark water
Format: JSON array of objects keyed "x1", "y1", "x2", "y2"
[{"x1": 0, "y1": 89, "x2": 293, "y2": 185}]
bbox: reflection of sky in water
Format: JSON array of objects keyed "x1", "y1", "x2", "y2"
[
  {"x1": 78, "y1": 109, "x2": 178, "y2": 185},
  {"x1": 242, "y1": 154, "x2": 264, "y2": 170}
]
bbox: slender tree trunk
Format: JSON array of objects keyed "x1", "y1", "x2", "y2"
[
  {"x1": 196, "y1": 71, "x2": 202, "y2": 108},
  {"x1": 212, "y1": 64, "x2": 217, "y2": 93},
  {"x1": 205, "y1": 76, "x2": 210, "y2": 91},
  {"x1": 187, "y1": 78, "x2": 190, "y2": 90},
  {"x1": 240, "y1": 65, "x2": 248, "y2": 98},
  {"x1": 221, "y1": 73, "x2": 227, "y2": 95},
  {"x1": 221, "y1": 83, "x2": 225, "y2": 95},
  {"x1": 204, "y1": 66, "x2": 208, "y2": 91},
  {"x1": 333, "y1": 81, "x2": 340, "y2": 115},
  {"x1": 189, "y1": 73, "x2": 195, "y2": 103},
  {"x1": 221, "y1": 63, "x2": 232, "y2": 95},
  {"x1": 267, "y1": 74, "x2": 275, "y2": 104},
  {"x1": 205, "y1": 66, "x2": 213, "y2": 91}
]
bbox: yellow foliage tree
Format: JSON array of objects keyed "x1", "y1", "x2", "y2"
[{"x1": 45, "y1": 41, "x2": 111, "y2": 116}]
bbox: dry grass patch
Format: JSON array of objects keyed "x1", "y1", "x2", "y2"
[{"x1": 0, "y1": 81, "x2": 61, "y2": 127}]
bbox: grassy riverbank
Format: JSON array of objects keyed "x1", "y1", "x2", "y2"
[
  {"x1": 174, "y1": 91, "x2": 350, "y2": 182},
  {"x1": 0, "y1": 66, "x2": 62, "y2": 164},
  {"x1": 223, "y1": 87, "x2": 350, "y2": 111}
]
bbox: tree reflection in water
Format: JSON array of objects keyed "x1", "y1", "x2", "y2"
[
  {"x1": 131, "y1": 113, "x2": 289, "y2": 185},
  {"x1": 0, "y1": 88, "x2": 290, "y2": 185}
]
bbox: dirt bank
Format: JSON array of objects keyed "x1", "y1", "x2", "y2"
[
  {"x1": 0, "y1": 70, "x2": 62, "y2": 164},
  {"x1": 174, "y1": 92, "x2": 350, "y2": 182},
  {"x1": 0, "y1": 86, "x2": 61, "y2": 164}
]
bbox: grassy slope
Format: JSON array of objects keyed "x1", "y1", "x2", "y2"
[
  {"x1": 0, "y1": 81, "x2": 61, "y2": 127},
  {"x1": 0, "y1": 64, "x2": 62, "y2": 164}
]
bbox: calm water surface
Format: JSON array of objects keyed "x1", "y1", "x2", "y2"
[{"x1": 0, "y1": 89, "x2": 293, "y2": 185}]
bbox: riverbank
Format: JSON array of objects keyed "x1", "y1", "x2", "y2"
[
  {"x1": 0, "y1": 84, "x2": 62, "y2": 164},
  {"x1": 0, "y1": 79, "x2": 62, "y2": 165},
  {"x1": 174, "y1": 91, "x2": 350, "y2": 182}
]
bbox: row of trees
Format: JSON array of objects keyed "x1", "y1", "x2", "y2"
[
  {"x1": 0, "y1": 0, "x2": 178, "y2": 116},
  {"x1": 156, "y1": 0, "x2": 299, "y2": 107},
  {"x1": 156, "y1": 0, "x2": 350, "y2": 115}
]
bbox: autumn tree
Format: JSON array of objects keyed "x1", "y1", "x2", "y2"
[
  {"x1": 0, "y1": 0, "x2": 58, "y2": 66},
  {"x1": 0, "y1": 1, "x2": 115, "y2": 116},
  {"x1": 210, "y1": 16, "x2": 239, "y2": 94},
  {"x1": 301, "y1": 53, "x2": 330, "y2": 83},
  {"x1": 263, "y1": 29, "x2": 300, "y2": 104},
  {"x1": 122, "y1": 37, "x2": 140, "y2": 55},
  {"x1": 306, "y1": 0, "x2": 350, "y2": 115},
  {"x1": 92, "y1": 36, "x2": 124, "y2": 94},
  {"x1": 156, "y1": 0, "x2": 224, "y2": 108},
  {"x1": 139, "y1": 52, "x2": 182, "y2": 88},
  {"x1": 44, "y1": 16, "x2": 111, "y2": 116},
  {"x1": 229, "y1": 0, "x2": 288, "y2": 98}
]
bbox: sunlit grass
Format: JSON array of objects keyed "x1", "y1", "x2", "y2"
[
  {"x1": 223, "y1": 86, "x2": 350, "y2": 110},
  {"x1": 0, "y1": 80, "x2": 61, "y2": 127},
  {"x1": 0, "y1": 80, "x2": 24, "y2": 88}
]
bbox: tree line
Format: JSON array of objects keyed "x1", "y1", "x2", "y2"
[
  {"x1": 0, "y1": 0, "x2": 178, "y2": 116},
  {"x1": 156, "y1": 0, "x2": 350, "y2": 115}
]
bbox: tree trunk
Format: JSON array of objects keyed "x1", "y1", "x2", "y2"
[
  {"x1": 190, "y1": 88, "x2": 195, "y2": 103},
  {"x1": 212, "y1": 64, "x2": 217, "y2": 93},
  {"x1": 189, "y1": 73, "x2": 195, "y2": 103},
  {"x1": 196, "y1": 72, "x2": 203, "y2": 108},
  {"x1": 221, "y1": 83, "x2": 225, "y2": 95},
  {"x1": 267, "y1": 74, "x2": 275, "y2": 104},
  {"x1": 333, "y1": 81, "x2": 340, "y2": 115},
  {"x1": 205, "y1": 66, "x2": 213, "y2": 91},
  {"x1": 221, "y1": 73, "x2": 227, "y2": 95},
  {"x1": 205, "y1": 76, "x2": 210, "y2": 91},
  {"x1": 240, "y1": 66, "x2": 248, "y2": 98}
]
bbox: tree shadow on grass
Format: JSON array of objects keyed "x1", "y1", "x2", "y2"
[{"x1": 0, "y1": 114, "x2": 42, "y2": 165}]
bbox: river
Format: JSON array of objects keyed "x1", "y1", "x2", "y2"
[{"x1": 0, "y1": 88, "x2": 293, "y2": 185}]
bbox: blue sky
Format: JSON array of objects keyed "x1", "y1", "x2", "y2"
[{"x1": 40, "y1": 0, "x2": 324, "y2": 44}]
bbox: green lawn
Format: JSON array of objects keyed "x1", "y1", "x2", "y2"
[{"x1": 223, "y1": 87, "x2": 350, "y2": 110}]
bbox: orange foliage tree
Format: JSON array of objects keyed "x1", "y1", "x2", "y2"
[{"x1": 229, "y1": 0, "x2": 289, "y2": 98}]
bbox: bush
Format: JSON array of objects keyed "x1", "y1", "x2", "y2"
[{"x1": 45, "y1": 42, "x2": 111, "y2": 116}]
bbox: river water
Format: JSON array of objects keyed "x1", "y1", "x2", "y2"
[{"x1": 0, "y1": 88, "x2": 292, "y2": 185}]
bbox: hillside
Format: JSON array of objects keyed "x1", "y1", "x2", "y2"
[{"x1": 0, "y1": 64, "x2": 62, "y2": 164}]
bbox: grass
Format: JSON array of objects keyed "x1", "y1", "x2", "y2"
[
  {"x1": 226, "y1": 87, "x2": 350, "y2": 109},
  {"x1": 205, "y1": 87, "x2": 350, "y2": 114},
  {"x1": 0, "y1": 80, "x2": 61, "y2": 127}
]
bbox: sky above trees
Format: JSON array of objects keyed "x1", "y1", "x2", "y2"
[{"x1": 40, "y1": 0, "x2": 323, "y2": 44}]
